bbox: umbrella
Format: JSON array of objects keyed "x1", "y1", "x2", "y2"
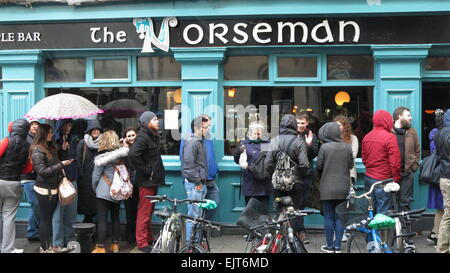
[
  {"x1": 25, "y1": 93, "x2": 103, "y2": 120},
  {"x1": 100, "y1": 98, "x2": 146, "y2": 118}
]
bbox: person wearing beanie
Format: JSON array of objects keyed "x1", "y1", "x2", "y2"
[
  {"x1": 361, "y1": 110, "x2": 401, "y2": 214},
  {"x1": 76, "y1": 119, "x2": 103, "y2": 223},
  {"x1": 129, "y1": 111, "x2": 166, "y2": 253},
  {"x1": 436, "y1": 109, "x2": 450, "y2": 253}
]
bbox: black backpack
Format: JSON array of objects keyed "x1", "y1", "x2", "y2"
[{"x1": 247, "y1": 151, "x2": 269, "y2": 181}]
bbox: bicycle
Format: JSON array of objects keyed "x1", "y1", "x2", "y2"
[
  {"x1": 145, "y1": 195, "x2": 206, "y2": 253},
  {"x1": 336, "y1": 178, "x2": 398, "y2": 253},
  {"x1": 386, "y1": 207, "x2": 426, "y2": 253},
  {"x1": 237, "y1": 196, "x2": 317, "y2": 253},
  {"x1": 178, "y1": 214, "x2": 222, "y2": 253}
]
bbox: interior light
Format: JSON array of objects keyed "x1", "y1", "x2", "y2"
[
  {"x1": 228, "y1": 88, "x2": 236, "y2": 98},
  {"x1": 335, "y1": 91, "x2": 351, "y2": 106}
]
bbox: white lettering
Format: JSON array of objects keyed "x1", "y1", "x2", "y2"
[
  {"x1": 183, "y1": 24, "x2": 204, "y2": 45},
  {"x1": 209, "y1": 23, "x2": 228, "y2": 44},
  {"x1": 339, "y1": 20, "x2": 360, "y2": 42},
  {"x1": 90, "y1": 27, "x2": 102, "y2": 43},
  {"x1": 103, "y1": 27, "x2": 115, "y2": 43},
  {"x1": 33, "y1": 32, "x2": 41, "y2": 42},
  {"x1": 311, "y1": 20, "x2": 334, "y2": 43},
  {"x1": 116, "y1": 31, "x2": 127, "y2": 42},
  {"x1": 277, "y1": 22, "x2": 308, "y2": 43},
  {"x1": 17, "y1": 32, "x2": 24, "y2": 42},
  {"x1": 253, "y1": 23, "x2": 272, "y2": 44},
  {"x1": 232, "y1": 23, "x2": 248, "y2": 44}
]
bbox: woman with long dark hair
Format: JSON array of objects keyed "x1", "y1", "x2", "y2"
[{"x1": 31, "y1": 124, "x2": 73, "y2": 253}]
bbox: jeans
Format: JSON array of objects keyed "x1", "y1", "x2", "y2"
[
  {"x1": 52, "y1": 181, "x2": 78, "y2": 247},
  {"x1": 321, "y1": 200, "x2": 345, "y2": 249},
  {"x1": 96, "y1": 198, "x2": 120, "y2": 246},
  {"x1": 184, "y1": 180, "x2": 207, "y2": 243},
  {"x1": 204, "y1": 181, "x2": 219, "y2": 221},
  {"x1": 438, "y1": 178, "x2": 450, "y2": 253},
  {"x1": 22, "y1": 181, "x2": 40, "y2": 239},
  {"x1": 364, "y1": 175, "x2": 392, "y2": 214},
  {"x1": 36, "y1": 192, "x2": 58, "y2": 250},
  {"x1": 0, "y1": 180, "x2": 23, "y2": 253}
]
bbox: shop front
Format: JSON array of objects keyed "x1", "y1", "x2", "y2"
[{"x1": 1, "y1": 0, "x2": 450, "y2": 226}]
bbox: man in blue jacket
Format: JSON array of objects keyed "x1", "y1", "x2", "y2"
[{"x1": 180, "y1": 114, "x2": 219, "y2": 221}]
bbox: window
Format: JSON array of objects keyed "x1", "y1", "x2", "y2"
[
  {"x1": 223, "y1": 86, "x2": 373, "y2": 156},
  {"x1": 425, "y1": 57, "x2": 450, "y2": 71},
  {"x1": 45, "y1": 58, "x2": 86, "y2": 82},
  {"x1": 93, "y1": 59, "x2": 129, "y2": 80},
  {"x1": 224, "y1": 56, "x2": 268, "y2": 80},
  {"x1": 137, "y1": 56, "x2": 181, "y2": 81},
  {"x1": 46, "y1": 86, "x2": 181, "y2": 155},
  {"x1": 327, "y1": 55, "x2": 374, "y2": 80},
  {"x1": 276, "y1": 56, "x2": 319, "y2": 79}
]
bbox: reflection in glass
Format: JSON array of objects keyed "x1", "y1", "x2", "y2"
[
  {"x1": 224, "y1": 56, "x2": 268, "y2": 80},
  {"x1": 94, "y1": 59, "x2": 128, "y2": 79},
  {"x1": 425, "y1": 57, "x2": 450, "y2": 71},
  {"x1": 277, "y1": 57, "x2": 317, "y2": 78},
  {"x1": 46, "y1": 86, "x2": 181, "y2": 155},
  {"x1": 45, "y1": 58, "x2": 86, "y2": 82},
  {"x1": 327, "y1": 55, "x2": 373, "y2": 80},
  {"x1": 137, "y1": 56, "x2": 181, "y2": 81},
  {"x1": 223, "y1": 86, "x2": 373, "y2": 156}
]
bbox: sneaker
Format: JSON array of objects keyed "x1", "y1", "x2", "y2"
[
  {"x1": 39, "y1": 247, "x2": 54, "y2": 253},
  {"x1": 110, "y1": 242, "x2": 120, "y2": 253},
  {"x1": 91, "y1": 245, "x2": 106, "y2": 253},
  {"x1": 8, "y1": 248, "x2": 24, "y2": 253},
  {"x1": 53, "y1": 246, "x2": 69, "y2": 253},
  {"x1": 321, "y1": 245, "x2": 335, "y2": 253},
  {"x1": 334, "y1": 248, "x2": 342, "y2": 253},
  {"x1": 427, "y1": 232, "x2": 438, "y2": 245},
  {"x1": 138, "y1": 246, "x2": 152, "y2": 253}
]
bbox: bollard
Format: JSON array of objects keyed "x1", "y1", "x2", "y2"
[{"x1": 73, "y1": 223, "x2": 96, "y2": 253}]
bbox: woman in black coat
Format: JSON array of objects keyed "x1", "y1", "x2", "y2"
[
  {"x1": 76, "y1": 119, "x2": 103, "y2": 223},
  {"x1": 31, "y1": 124, "x2": 73, "y2": 253},
  {"x1": 233, "y1": 122, "x2": 272, "y2": 207}
]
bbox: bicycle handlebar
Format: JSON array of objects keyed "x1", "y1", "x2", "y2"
[
  {"x1": 248, "y1": 209, "x2": 318, "y2": 232},
  {"x1": 144, "y1": 195, "x2": 207, "y2": 204},
  {"x1": 386, "y1": 208, "x2": 426, "y2": 218},
  {"x1": 353, "y1": 178, "x2": 394, "y2": 199}
]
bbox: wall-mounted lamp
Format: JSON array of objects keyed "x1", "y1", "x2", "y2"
[
  {"x1": 228, "y1": 88, "x2": 236, "y2": 98},
  {"x1": 425, "y1": 110, "x2": 435, "y2": 114},
  {"x1": 173, "y1": 88, "x2": 182, "y2": 103},
  {"x1": 335, "y1": 91, "x2": 350, "y2": 106}
]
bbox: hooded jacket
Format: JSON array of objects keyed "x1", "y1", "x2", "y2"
[
  {"x1": 435, "y1": 109, "x2": 450, "y2": 179},
  {"x1": 0, "y1": 119, "x2": 31, "y2": 181},
  {"x1": 316, "y1": 122, "x2": 353, "y2": 201},
  {"x1": 362, "y1": 110, "x2": 401, "y2": 183},
  {"x1": 53, "y1": 119, "x2": 78, "y2": 181},
  {"x1": 264, "y1": 114, "x2": 310, "y2": 184},
  {"x1": 92, "y1": 147, "x2": 129, "y2": 203}
]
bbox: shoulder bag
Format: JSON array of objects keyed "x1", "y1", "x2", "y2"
[{"x1": 59, "y1": 169, "x2": 77, "y2": 206}]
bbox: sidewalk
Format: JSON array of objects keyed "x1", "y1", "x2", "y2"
[{"x1": 16, "y1": 230, "x2": 438, "y2": 253}]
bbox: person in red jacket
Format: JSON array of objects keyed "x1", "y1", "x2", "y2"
[{"x1": 362, "y1": 110, "x2": 401, "y2": 214}]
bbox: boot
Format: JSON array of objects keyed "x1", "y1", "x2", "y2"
[
  {"x1": 110, "y1": 242, "x2": 120, "y2": 253},
  {"x1": 91, "y1": 244, "x2": 106, "y2": 253}
]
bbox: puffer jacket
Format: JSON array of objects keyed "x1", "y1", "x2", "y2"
[
  {"x1": 92, "y1": 147, "x2": 129, "y2": 203},
  {"x1": 435, "y1": 109, "x2": 450, "y2": 179},
  {"x1": 316, "y1": 122, "x2": 353, "y2": 201},
  {"x1": 264, "y1": 114, "x2": 310, "y2": 183},
  {"x1": 31, "y1": 146, "x2": 64, "y2": 190},
  {"x1": 362, "y1": 110, "x2": 401, "y2": 183},
  {"x1": 0, "y1": 119, "x2": 30, "y2": 181}
]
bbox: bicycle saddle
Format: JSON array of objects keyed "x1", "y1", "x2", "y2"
[
  {"x1": 154, "y1": 207, "x2": 171, "y2": 219},
  {"x1": 274, "y1": 196, "x2": 293, "y2": 208}
]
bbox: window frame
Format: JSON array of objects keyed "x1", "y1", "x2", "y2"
[
  {"x1": 326, "y1": 54, "x2": 375, "y2": 81},
  {"x1": 273, "y1": 54, "x2": 322, "y2": 82},
  {"x1": 88, "y1": 56, "x2": 132, "y2": 83}
]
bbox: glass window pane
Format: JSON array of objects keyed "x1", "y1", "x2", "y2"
[
  {"x1": 224, "y1": 56, "x2": 268, "y2": 80},
  {"x1": 46, "y1": 86, "x2": 181, "y2": 155},
  {"x1": 277, "y1": 57, "x2": 317, "y2": 78},
  {"x1": 327, "y1": 55, "x2": 373, "y2": 80},
  {"x1": 137, "y1": 56, "x2": 181, "y2": 81},
  {"x1": 94, "y1": 59, "x2": 128, "y2": 79},
  {"x1": 45, "y1": 58, "x2": 86, "y2": 82},
  {"x1": 223, "y1": 86, "x2": 373, "y2": 156},
  {"x1": 425, "y1": 57, "x2": 450, "y2": 70}
]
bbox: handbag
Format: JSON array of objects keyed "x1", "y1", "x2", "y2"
[
  {"x1": 419, "y1": 153, "x2": 441, "y2": 185},
  {"x1": 58, "y1": 169, "x2": 77, "y2": 206}
]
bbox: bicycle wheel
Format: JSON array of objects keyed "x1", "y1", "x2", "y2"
[
  {"x1": 388, "y1": 218, "x2": 405, "y2": 253},
  {"x1": 346, "y1": 231, "x2": 369, "y2": 253},
  {"x1": 161, "y1": 217, "x2": 185, "y2": 253}
]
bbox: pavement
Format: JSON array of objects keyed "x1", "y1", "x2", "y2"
[{"x1": 15, "y1": 229, "x2": 438, "y2": 253}]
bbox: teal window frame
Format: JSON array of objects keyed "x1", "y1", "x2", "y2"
[
  {"x1": 273, "y1": 54, "x2": 321, "y2": 82},
  {"x1": 423, "y1": 54, "x2": 450, "y2": 81},
  {"x1": 88, "y1": 56, "x2": 132, "y2": 83}
]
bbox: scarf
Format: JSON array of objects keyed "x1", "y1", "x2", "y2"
[{"x1": 84, "y1": 134, "x2": 100, "y2": 149}]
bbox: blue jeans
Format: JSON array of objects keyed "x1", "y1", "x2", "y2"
[
  {"x1": 204, "y1": 181, "x2": 219, "y2": 221},
  {"x1": 322, "y1": 200, "x2": 345, "y2": 249},
  {"x1": 364, "y1": 175, "x2": 392, "y2": 214},
  {"x1": 22, "y1": 181, "x2": 40, "y2": 239},
  {"x1": 52, "y1": 181, "x2": 78, "y2": 247},
  {"x1": 184, "y1": 180, "x2": 207, "y2": 243}
]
